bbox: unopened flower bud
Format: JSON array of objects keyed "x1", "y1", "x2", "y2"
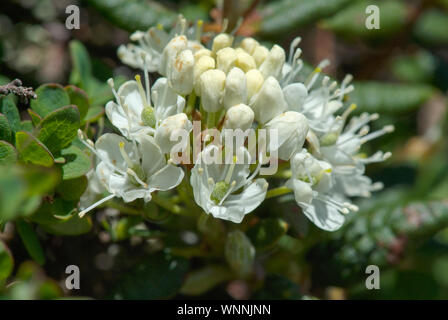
[
  {"x1": 225, "y1": 230, "x2": 255, "y2": 277},
  {"x1": 216, "y1": 47, "x2": 237, "y2": 73},
  {"x1": 223, "y1": 103, "x2": 254, "y2": 131},
  {"x1": 249, "y1": 76, "x2": 287, "y2": 124},
  {"x1": 199, "y1": 69, "x2": 226, "y2": 112},
  {"x1": 259, "y1": 45, "x2": 285, "y2": 79},
  {"x1": 194, "y1": 48, "x2": 212, "y2": 61},
  {"x1": 235, "y1": 49, "x2": 256, "y2": 72},
  {"x1": 212, "y1": 33, "x2": 234, "y2": 54},
  {"x1": 240, "y1": 37, "x2": 259, "y2": 55},
  {"x1": 245, "y1": 69, "x2": 264, "y2": 100},
  {"x1": 155, "y1": 113, "x2": 192, "y2": 154},
  {"x1": 160, "y1": 35, "x2": 188, "y2": 76},
  {"x1": 168, "y1": 49, "x2": 194, "y2": 95},
  {"x1": 265, "y1": 111, "x2": 309, "y2": 160},
  {"x1": 252, "y1": 45, "x2": 269, "y2": 67},
  {"x1": 223, "y1": 67, "x2": 247, "y2": 109},
  {"x1": 194, "y1": 55, "x2": 215, "y2": 95},
  {"x1": 283, "y1": 83, "x2": 308, "y2": 112}
]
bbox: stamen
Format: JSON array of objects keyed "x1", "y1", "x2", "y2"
[
  {"x1": 224, "y1": 156, "x2": 237, "y2": 184},
  {"x1": 360, "y1": 125, "x2": 394, "y2": 144},
  {"x1": 196, "y1": 20, "x2": 203, "y2": 42},
  {"x1": 119, "y1": 142, "x2": 135, "y2": 168},
  {"x1": 218, "y1": 180, "x2": 237, "y2": 206},
  {"x1": 79, "y1": 194, "x2": 115, "y2": 218},
  {"x1": 135, "y1": 75, "x2": 150, "y2": 108},
  {"x1": 127, "y1": 168, "x2": 148, "y2": 188},
  {"x1": 221, "y1": 18, "x2": 229, "y2": 33},
  {"x1": 288, "y1": 37, "x2": 302, "y2": 65}
]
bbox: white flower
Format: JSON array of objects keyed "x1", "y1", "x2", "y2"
[
  {"x1": 320, "y1": 112, "x2": 394, "y2": 198},
  {"x1": 190, "y1": 145, "x2": 268, "y2": 223},
  {"x1": 105, "y1": 75, "x2": 185, "y2": 140},
  {"x1": 286, "y1": 150, "x2": 357, "y2": 231},
  {"x1": 78, "y1": 132, "x2": 184, "y2": 217},
  {"x1": 265, "y1": 111, "x2": 309, "y2": 161},
  {"x1": 154, "y1": 113, "x2": 193, "y2": 154},
  {"x1": 79, "y1": 169, "x2": 106, "y2": 212},
  {"x1": 249, "y1": 76, "x2": 288, "y2": 124},
  {"x1": 118, "y1": 16, "x2": 203, "y2": 73}
]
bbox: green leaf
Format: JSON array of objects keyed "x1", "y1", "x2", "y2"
[
  {"x1": 21, "y1": 120, "x2": 33, "y2": 132},
  {"x1": 37, "y1": 105, "x2": 80, "y2": 154},
  {"x1": 0, "y1": 113, "x2": 12, "y2": 143},
  {"x1": 350, "y1": 82, "x2": 434, "y2": 114},
  {"x1": 0, "y1": 241, "x2": 13, "y2": 282},
  {"x1": 30, "y1": 198, "x2": 77, "y2": 225},
  {"x1": 0, "y1": 166, "x2": 26, "y2": 221},
  {"x1": 225, "y1": 230, "x2": 255, "y2": 277},
  {"x1": 60, "y1": 145, "x2": 91, "y2": 180},
  {"x1": 322, "y1": 0, "x2": 407, "y2": 40},
  {"x1": 113, "y1": 252, "x2": 189, "y2": 299},
  {"x1": 16, "y1": 219, "x2": 46, "y2": 265},
  {"x1": 0, "y1": 96, "x2": 21, "y2": 134},
  {"x1": 259, "y1": 0, "x2": 351, "y2": 36},
  {"x1": 247, "y1": 218, "x2": 289, "y2": 250},
  {"x1": 15, "y1": 131, "x2": 54, "y2": 167},
  {"x1": 180, "y1": 265, "x2": 233, "y2": 296},
  {"x1": 391, "y1": 51, "x2": 436, "y2": 83},
  {"x1": 28, "y1": 109, "x2": 42, "y2": 126},
  {"x1": 65, "y1": 85, "x2": 89, "y2": 120},
  {"x1": 69, "y1": 40, "x2": 93, "y2": 92},
  {"x1": 30, "y1": 84, "x2": 71, "y2": 118},
  {"x1": 86, "y1": 0, "x2": 177, "y2": 32},
  {"x1": 40, "y1": 214, "x2": 92, "y2": 236},
  {"x1": 0, "y1": 140, "x2": 17, "y2": 165},
  {"x1": 414, "y1": 9, "x2": 448, "y2": 46},
  {"x1": 56, "y1": 176, "x2": 88, "y2": 201}
]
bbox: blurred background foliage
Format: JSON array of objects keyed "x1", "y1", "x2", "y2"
[{"x1": 0, "y1": 0, "x2": 448, "y2": 300}]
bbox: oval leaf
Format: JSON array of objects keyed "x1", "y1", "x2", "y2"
[
  {"x1": 30, "y1": 84, "x2": 71, "y2": 117},
  {"x1": 15, "y1": 131, "x2": 54, "y2": 167},
  {"x1": 37, "y1": 105, "x2": 80, "y2": 154}
]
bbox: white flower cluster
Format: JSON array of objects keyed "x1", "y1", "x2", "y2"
[{"x1": 79, "y1": 16, "x2": 393, "y2": 231}]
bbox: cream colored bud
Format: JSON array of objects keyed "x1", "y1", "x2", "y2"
[
  {"x1": 199, "y1": 69, "x2": 226, "y2": 112},
  {"x1": 187, "y1": 40, "x2": 204, "y2": 53},
  {"x1": 245, "y1": 69, "x2": 264, "y2": 100},
  {"x1": 194, "y1": 55, "x2": 216, "y2": 95},
  {"x1": 223, "y1": 103, "x2": 254, "y2": 131},
  {"x1": 194, "y1": 48, "x2": 212, "y2": 61},
  {"x1": 235, "y1": 50, "x2": 256, "y2": 72},
  {"x1": 249, "y1": 76, "x2": 287, "y2": 124},
  {"x1": 283, "y1": 83, "x2": 308, "y2": 112},
  {"x1": 168, "y1": 49, "x2": 194, "y2": 95},
  {"x1": 252, "y1": 45, "x2": 269, "y2": 67},
  {"x1": 216, "y1": 47, "x2": 237, "y2": 73},
  {"x1": 265, "y1": 111, "x2": 309, "y2": 160},
  {"x1": 212, "y1": 33, "x2": 234, "y2": 54},
  {"x1": 154, "y1": 113, "x2": 192, "y2": 154},
  {"x1": 160, "y1": 35, "x2": 188, "y2": 76},
  {"x1": 240, "y1": 37, "x2": 259, "y2": 55},
  {"x1": 223, "y1": 67, "x2": 247, "y2": 110},
  {"x1": 259, "y1": 45, "x2": 285, "y2": 79}
]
